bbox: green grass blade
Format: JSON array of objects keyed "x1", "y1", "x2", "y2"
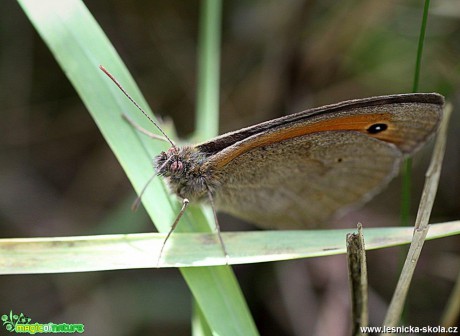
[
  {"x1": 2, "y1": 222, "x2": 459, "y2": 273},
  {"x1": 412, "y1": 0, "x2": 431, "y2": 93},
  {"x1": 192, "y1": 0, "x2": 223, "y2": 333},
  {"x1": 401, "y1": 0, "x2": 432, "y2": 227},
  {"x1": 17, "y1": 0, "x2": 257, "y2": 335},
  {"x1": 195, "y1": 0, "x2": 222, "y2": 140}
]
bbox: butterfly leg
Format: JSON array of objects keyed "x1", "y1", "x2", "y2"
[
  {"x1": 156, "y1": 194, "x2": 230, "y2": 266},
  {"x1": 207, "y1": 190, "x2": 230, "y2": 265},
  {"x1": 156, "y1": 198, "x2": 190, "y2": 267},
  {"x1": 122, "y1": 113, "x2": 169, "y2": 142}
]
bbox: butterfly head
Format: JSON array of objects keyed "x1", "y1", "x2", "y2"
[{"x1": 154, "y1": 146, "x2": 215, "y2": 201}]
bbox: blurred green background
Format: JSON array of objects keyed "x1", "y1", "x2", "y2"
[{"x1": 1, "y1": 1, "x2": 459, "y2": 335}]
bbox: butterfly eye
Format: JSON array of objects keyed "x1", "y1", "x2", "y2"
[
  {"x1": 170, "y1": 160, "x2": 184, "y2": 173},
  {"x1": 367, "y1": 123, "x2": 388, "y2": 134}
]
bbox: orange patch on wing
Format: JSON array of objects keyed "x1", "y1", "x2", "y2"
[{"x1": 215, "y1": 113, "x2": 396, "y2": 168}]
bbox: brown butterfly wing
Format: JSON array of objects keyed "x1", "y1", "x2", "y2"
[
  {"x1": 213, "y1": 131, "x2": 401, "y2": 228},
  {"x1": 204, "y1": 97, "x2": 443, "y2": 229},
  {"x1": 198, "y1": 93, "x2": 444, "y2": 156}
]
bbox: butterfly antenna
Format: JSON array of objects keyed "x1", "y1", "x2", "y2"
[
  {"x1": 99, "y1": 65, "x2": 177, "y2": 150},
  {"x1": 122, "y1": 113, "x2": 169, "y2": 142}
]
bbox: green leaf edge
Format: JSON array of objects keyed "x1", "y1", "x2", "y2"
[{"x1": 2, "y1": 221, "x2": 459, "y2": 273}]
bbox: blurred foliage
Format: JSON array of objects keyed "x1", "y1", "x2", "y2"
[{"x1": 1, "y1": 1, "x2": 459, "y2": 335}]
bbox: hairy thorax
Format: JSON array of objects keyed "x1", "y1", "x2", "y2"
[{"x1": 154, "y1": 146, "x2": 220, "y2": 202}]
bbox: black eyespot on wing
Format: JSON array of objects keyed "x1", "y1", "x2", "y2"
[{"x1": 367, "y1": 123, "x2": 388, "y2": 134}]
